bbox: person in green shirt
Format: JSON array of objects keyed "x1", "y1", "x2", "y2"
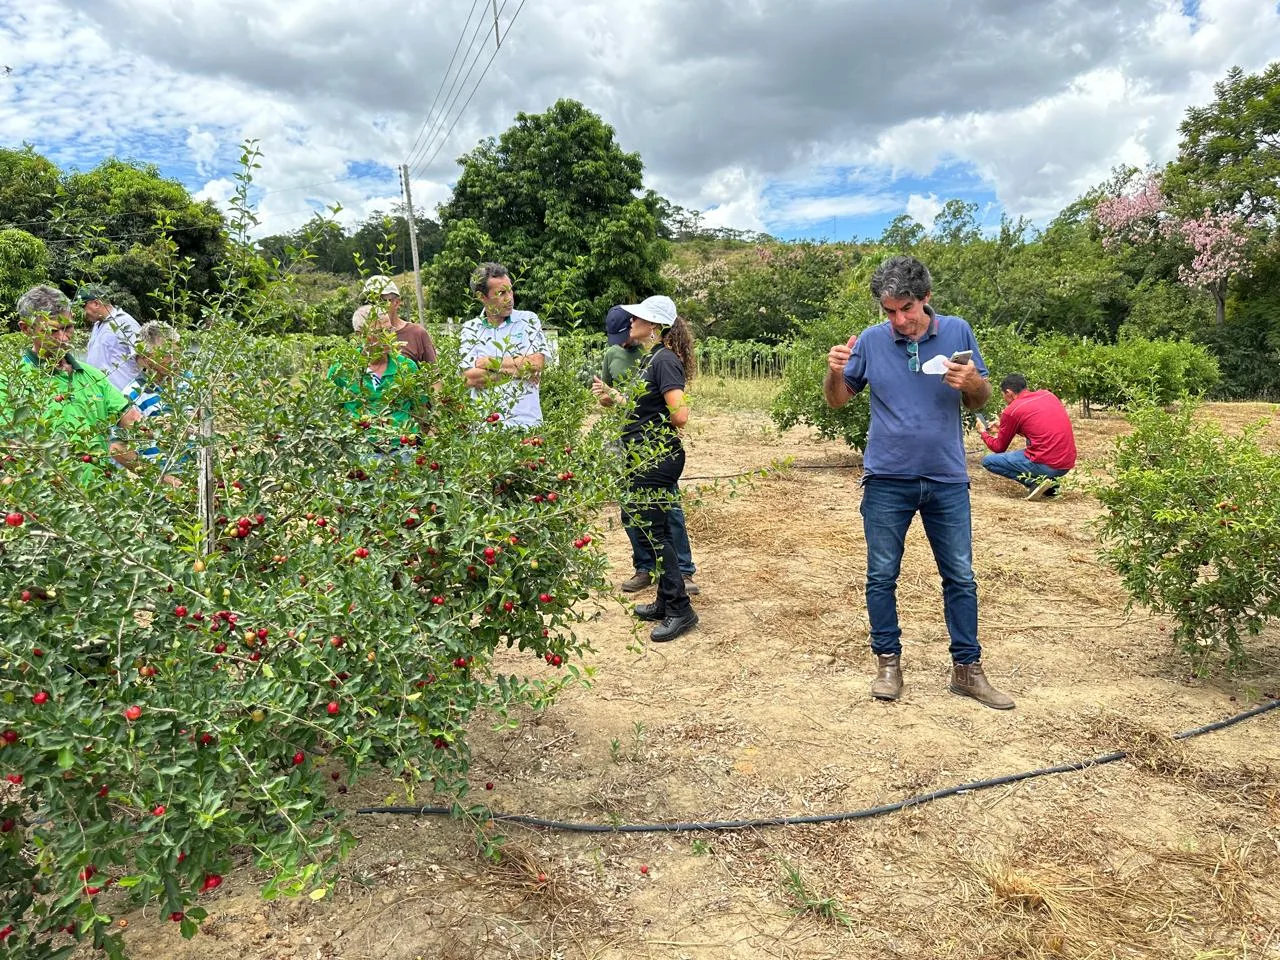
[
  {"x1": 596, "y1": 305, "x2": 699, "y2": 596},
  {"x1": 329, "y1": 303, "x2": 423, "y2": 433},
  {"x1": 1, "y1": 285, "x2": 141, "y2": 474}
]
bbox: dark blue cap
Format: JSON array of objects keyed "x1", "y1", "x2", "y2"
[{"x1": 605, "y1": 306, "x2": 632, "y2": 346}]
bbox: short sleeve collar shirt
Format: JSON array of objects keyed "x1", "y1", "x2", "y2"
[
  {"x1": 459, "y1": 309, "x2": 548, "y2": 427},
  {"x1": 86, "y1": 307, "x2": 143, "y2": 391},
  {"x1": 841, "y1": 310, "x2": 988, "y2": 483}
]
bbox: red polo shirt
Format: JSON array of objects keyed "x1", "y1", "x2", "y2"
[{"x1": 982, "y1": 390, "x2": 1077, "y2": 469}]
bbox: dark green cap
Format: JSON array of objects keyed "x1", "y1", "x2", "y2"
[{"x1": 75, "y1": 284, "x2": 112, "y2": 305}]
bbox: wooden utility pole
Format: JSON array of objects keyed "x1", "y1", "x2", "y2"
[{"x1": 399, "y1": 164, "x2": 428, "y2": 326}]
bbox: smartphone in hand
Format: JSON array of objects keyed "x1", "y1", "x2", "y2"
[{"x1": 949, "y1": 350, "x2": 973, "y2": 364}]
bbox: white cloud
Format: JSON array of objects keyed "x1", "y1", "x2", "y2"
[
  {"x1": 906, "y1": 194, "x2": 943, "y2": 231},
  {"x1": 185, "y1": 126, "x2": 218, "y2": 177},
  {"x1": 192, "y1": 177, "x2": 236, "y2": 209},
  {"x1": 0, "y1": 0, "x2": 1274, "y2": 238},
  {"x1": 696, "y1": 167, "x2": 770, "y2": 234}
]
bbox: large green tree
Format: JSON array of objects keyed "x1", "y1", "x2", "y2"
[
  {"x1": 0, "y1": 150, "x2": 230, "y2": 320},
  {"x1": 430, "y1": 99, "x2": 669, "y2": 326},
  {"x1": 1166, "y1": 62, "x2": 1280, "y2": 220}
]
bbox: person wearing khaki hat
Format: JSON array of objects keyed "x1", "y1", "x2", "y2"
[
  {"x1": 591, "y1": 295, "x2": 700, "y2": 643},
  {"x1": 361, "y1": 275, "x2": 436, "y2": 365},
  {"x1": 77, "y1": 284, "x2": 142, "y2": 391}
]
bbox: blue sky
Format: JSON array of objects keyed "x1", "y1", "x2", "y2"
[{"x1": 1, "y1": 1, "x2": 1277, "y2": 243}]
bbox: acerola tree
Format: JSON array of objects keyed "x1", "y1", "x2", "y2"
[
  {"x1": 430, "y1": 99, "x2": 670, "y2": 325},
  {"x1": 0, "y1": 224, "x2": 625, "y2": 956}
]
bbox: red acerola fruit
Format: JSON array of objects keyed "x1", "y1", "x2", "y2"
[
  {"x1": 213, "y1": 642, "x2": 227, "y2": 654},
  {"x1": 174, "y1": 605, "x2": 188, "y2": 618},
  {"x1": 539, "y1": 593, "x2": 553, "y2": 604},
  {"x1": 200, "y1": 874, "x2": 223, "y2": 893},
  {"x1": 326, "y1": 702, "x2": 339, "y2": 716},
  {"x1": 152, "y1": 805, "x2": 166, "y2": 817},
  {"x1": 31, "y1": 691, "x2": 48, "y2": 705},
  {"x1": 485, "y1": 782, "x2": 494, "y2": 791},
  {"x1": 20, "y1": 590, "x2": 30, "y2": 602},
  {"x1": 124, "y1": 705, "x2": 142, "y2": 722},
  {"x1": 1, "y1": 730, "x2": 16, "y2": 744},
  {"x1": 169, "y1": 911, "x2": 184, "y2": 922},
  {"x1": 4, "y1": 512, "x2": 23, "y2": 527},
  {"x1": 292, "y1": 751, "x2": 305, "y2": 766}
]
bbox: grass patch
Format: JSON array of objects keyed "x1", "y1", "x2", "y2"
[{"x1": 689, "y1": 376, "x2": 781, "y2": 414}]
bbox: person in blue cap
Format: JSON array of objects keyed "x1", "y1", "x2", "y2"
[{"x1": 598, "y1": 304, "x2": 699, "y2": 596}]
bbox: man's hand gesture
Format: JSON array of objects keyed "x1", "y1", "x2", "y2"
[{"x1": 827, "y1": 334, "x2": 858, "y2": 376}]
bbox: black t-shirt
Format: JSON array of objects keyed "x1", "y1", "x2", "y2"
[{"x1": 621, "y1": 345, "x2": 685, "y2": 449}]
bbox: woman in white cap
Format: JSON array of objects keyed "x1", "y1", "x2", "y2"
[{"x1": 592, "y1": 295, "x2": 699, "y2": 642}]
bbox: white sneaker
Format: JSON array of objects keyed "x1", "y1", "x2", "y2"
[{"x1": 1025, "y1": 478, "x2": 1055, "y2": 502}]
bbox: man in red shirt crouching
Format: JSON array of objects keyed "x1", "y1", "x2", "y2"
[{"x1": 980, "y1": 373, "x2": 1077, "y2": 502}]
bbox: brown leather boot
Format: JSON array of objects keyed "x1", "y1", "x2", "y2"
[
  {"x1": 949, "y1": 661, "x2": 1015, "y2": 710},
  {"x1": 871, "y1": 654, "x2": 903, "y2": 701}
]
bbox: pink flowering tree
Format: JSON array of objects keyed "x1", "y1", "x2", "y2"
[{"x1": 1094, "y1": 172, "x2": 1255, "y2": 326}]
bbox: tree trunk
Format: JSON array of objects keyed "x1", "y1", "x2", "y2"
[{"x1": 1214, "y1": 285, "x2": 1226, "y2": 327}]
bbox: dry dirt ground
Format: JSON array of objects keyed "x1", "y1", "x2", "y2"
[{"x1": 91, "y1": 402, "x2": 1280, "y2": 960}]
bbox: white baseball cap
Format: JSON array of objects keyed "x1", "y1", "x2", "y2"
[
  {"x1": 363, "y1": 275, "x2": 400, "y2": 298},
  {"x1": 619, "y1": 295, "x2": 677, "y2": 327}
]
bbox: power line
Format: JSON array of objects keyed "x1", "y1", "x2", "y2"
[
  {"x1": 403, "y1": 0, "x2": 485, "y2": 166},
  {"x1": 410, "y1": 0, "x2": 528, "y2": 180},
  {"x1": 405, "y1": 0, "x2": 500, "y2": 175}
]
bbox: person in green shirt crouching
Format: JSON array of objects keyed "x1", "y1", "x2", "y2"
[
  {"x1": 1, "y1": 285, "x2": 142, "y2": 480},
  {"x1": 597, "y1": 305, "x2": 699, "y2": 596}
]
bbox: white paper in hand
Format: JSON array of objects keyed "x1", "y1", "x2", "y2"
[{"x1": 920, "y1": 354, "x2": 949, "y2": 376}]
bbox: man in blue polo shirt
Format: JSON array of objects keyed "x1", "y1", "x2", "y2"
[{"x1": 823, "y1": 256, "x2": 1013, "y2": 710}]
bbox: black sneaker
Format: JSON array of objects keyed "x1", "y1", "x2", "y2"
[
  {"x1": 634, "y1": 601, "x2": 664, "y2": 622},
  {"x1": 651, "y1": 610, "x2": 699, "y2": 642}
]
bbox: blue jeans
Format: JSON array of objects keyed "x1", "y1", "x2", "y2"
[
  {"x1": 982, "y1": 449, "x2": 1069, "y2": 492},
  {"x1": 860, "y1": 477, "x2": 981, "y2": 665},
  {"x1": 626, "y1": 482, "x2": 696, "y2": 577}
]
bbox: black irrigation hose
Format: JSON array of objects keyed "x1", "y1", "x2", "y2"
[{"x1": 355, "y1": 699, "x2": 1280, "y2": 833}]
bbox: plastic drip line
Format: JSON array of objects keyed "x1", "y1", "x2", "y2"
[{"x1": 355, "y1": 699, "x2": 1280, "y2": 833}]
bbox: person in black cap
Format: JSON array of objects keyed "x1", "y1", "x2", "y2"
[{"x1": 598, "y1": 305, "x2": 699, "y2": 596}]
